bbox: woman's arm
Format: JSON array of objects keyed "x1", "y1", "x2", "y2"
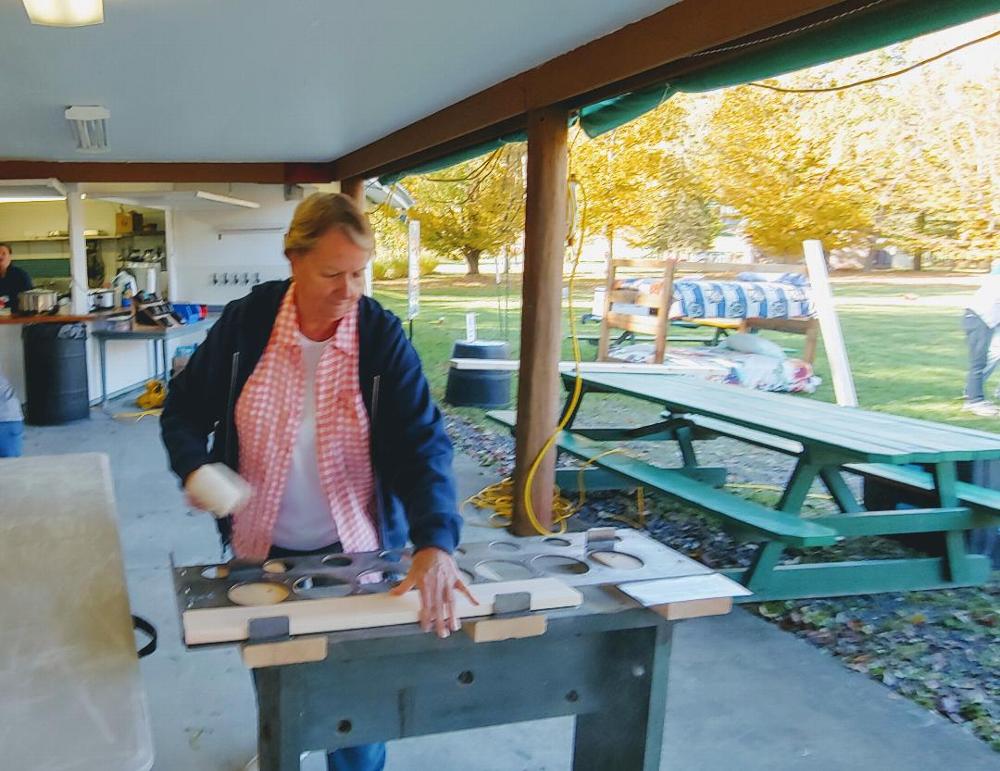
[
  {"x1": 380, "y1": 320, "x2": 462, "y2": 554},
  {"x1": 160, "y1": 307, "x2": 235, "y2": 484}
]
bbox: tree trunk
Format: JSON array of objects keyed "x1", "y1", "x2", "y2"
[{"x1": 464, "y1": 248, "x2": 482, "y2": 275}]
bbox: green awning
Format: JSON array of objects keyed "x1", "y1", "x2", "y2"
[
  {"x1": 381, "y1": 0, "x2": 1000, "y2": 181},
  {"x1": 580, "y1": 0, "x2": 1000, "y2": 136},
  {"x1": 379, "y1": 131, "x2": 526, "y2": 186}
]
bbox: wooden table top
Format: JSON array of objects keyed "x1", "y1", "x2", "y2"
[{"x1": 570, "y1": 371, "x2": 1000, "y2": 463}]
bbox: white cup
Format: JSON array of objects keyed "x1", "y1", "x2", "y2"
[{"x1": 186, "y1": 463, "x2": 251, "y2": 517}]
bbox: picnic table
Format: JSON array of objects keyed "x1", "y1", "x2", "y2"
[{"x1": 488, "y1": 372, "x2": 1000, "y2": 601}]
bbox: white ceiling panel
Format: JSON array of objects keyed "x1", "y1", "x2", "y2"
[{"x1": 0, "y1": 0, "x2": 677, "y2": 162}]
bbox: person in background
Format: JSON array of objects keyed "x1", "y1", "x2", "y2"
[
  {"x1": 962, "y1": 259, "x2": 1000, "y2": 417},
  {"x1": 0, "y1": 366, "x2": 24, "y2": 457},
  {"x1": 0, "y1": 243, "x2": 33, "y2": 312}
]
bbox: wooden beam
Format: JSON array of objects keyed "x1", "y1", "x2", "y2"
[
  {"x1": 0, "y1": 161, "x2": 333, "y2": 184},
  {"x1": 332, "y1": 0, "x2": 847, "y2": 179},
  {"x1": 340, "y1": 177, "x2": 365, "y2": 207},
  {"x1": 512, "y1": 106, "x2": 569, "y2": 536}
]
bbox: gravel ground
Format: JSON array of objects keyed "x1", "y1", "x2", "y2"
[{"x1": 443, "y1": 411, "x2": 1000, "y2": 752}]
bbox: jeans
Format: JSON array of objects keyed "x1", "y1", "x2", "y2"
[
  {"x1": 0, "y1": 420, "x2": 23, "y2": 457},
  {"x1": 962, "y1": 311, "x2": 1000, "y2": 402},
  {"x1": 265, "y1": 543, "x2": 387, "y2": 771}
]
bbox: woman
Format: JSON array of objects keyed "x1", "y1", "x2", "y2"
[{"x1": 161, "y1": 193, "x2": 471, "y2": 771}]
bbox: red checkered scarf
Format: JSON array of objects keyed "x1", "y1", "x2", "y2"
[{"x1": 232, "y1": 285, "x2": 379, "y2": 559}]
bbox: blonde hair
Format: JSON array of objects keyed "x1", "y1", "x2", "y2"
[{"x1": 284, "y1": 192, "x2": 373, "y2": 257}]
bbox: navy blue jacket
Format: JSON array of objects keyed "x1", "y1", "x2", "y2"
[{"x1": 160, "y1": 280, "x2": 461, "y2": 554}]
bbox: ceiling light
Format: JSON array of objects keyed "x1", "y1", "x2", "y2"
[
  {"x1": 23, "y1": 0, "x2": 103, "y2": 27},
  {"x1": 65, "y1": 105, "x2": 109, "y2": 152},
  {"x1": 0, "y1": 196, "x2": 66, "y2": 204}
]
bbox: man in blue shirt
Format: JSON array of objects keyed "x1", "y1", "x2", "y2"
[{"x1": 0, "y1": 243, "x2": 33, "y2": 312}]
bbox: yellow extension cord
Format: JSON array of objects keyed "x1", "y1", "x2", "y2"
[{"x1": 464, "y1": 173, "x2": 648, "y2": 534}]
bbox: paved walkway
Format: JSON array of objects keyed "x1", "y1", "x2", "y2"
[{"x1": 19, "y1": 407, "x2": 1000, "y2": 770}]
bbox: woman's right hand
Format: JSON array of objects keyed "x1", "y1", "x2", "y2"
[{"x1": 184, "y1": 463, "x2": 251, "y2": 517}]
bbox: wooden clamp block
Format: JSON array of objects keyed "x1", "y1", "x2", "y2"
[
  {"x1": 464, "y1": 591, "x2": 547, "y2": 643},
  {"x1": 241, "y1": 616, "x2": 329, "y2": 669}
]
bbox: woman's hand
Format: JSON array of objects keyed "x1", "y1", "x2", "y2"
[{"x1": 390, "y1": 547, "x2": 478, "y2": 638}]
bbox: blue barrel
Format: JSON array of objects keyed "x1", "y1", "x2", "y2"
[{"x1": 445, "y1": 340, "x2": 511, "y2": 408}]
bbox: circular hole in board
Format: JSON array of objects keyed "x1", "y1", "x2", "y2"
[
  {"x1": 262, "y1": 560, "x2": 288, "y2": 574},
  {"x1": 354, "y1": 569, "x2": 406, "y2": 593},
  {"x1": 322, "y1": 555, "x2": 353, "y2": 567},
  {"x1": 532, "y1": 554, "x2": 590, "y2": 575},
  {"x1": 543, "y1": 537, "x2": 572, "y2": 547},
  {"x1": 293, "y1": 575, "x2": 353, "y2": 598},
  {"x1": 588, "y1": 551, "x2": 644, "y2": 570},
  {"x1": 457, "y1": 670, "x2": 475, "y2": 685},
  {"x1": 337, "y1": 720, "x2": 352, "y2": 735},
  {"x1": 227, "y1": 582, "x2": 290, "y2": 606},
  {"x1": 200, "y1": 565, "x2": 230, "y2": 580},
  {"x1": 474, "y1": 559, "x2": 534, "y2": 582},
  {"x1": 488, "y1": 540, "x2": 522, "y2": 553}
]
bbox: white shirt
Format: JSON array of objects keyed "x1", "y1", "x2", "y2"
[
  {"x1": 968, "y1": 274, "x2": 1000, "y2": 329},
  {"x1": 270, "y1": 332, "x2": 340, "y2": 550}
]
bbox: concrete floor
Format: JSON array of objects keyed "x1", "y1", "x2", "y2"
[{"x1": 20, "y1": 405, "x2": 1000, "y2": 771}]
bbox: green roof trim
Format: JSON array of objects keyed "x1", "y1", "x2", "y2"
[
  {"x1": 382, "y1": 0, "x2": 1000, "y2": 177},
  {"x1": 580, "y1": 0, "x2": 1000, "y2": 137}
]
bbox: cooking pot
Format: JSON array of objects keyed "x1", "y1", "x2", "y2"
[
  {"x1": 16, "y1": 289, "x2": 59, "y2": 314},
  {"x1": 90, "y1": 289, "x2": 115, "y2": 310}
]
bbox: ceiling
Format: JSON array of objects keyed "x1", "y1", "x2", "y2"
[{"x1": 0, "y1": 0, "x2": 675, "y2": 164}]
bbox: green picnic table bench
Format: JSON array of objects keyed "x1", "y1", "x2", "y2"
[{"x1": 488, "y1": 372, "x2": 1000, "y2": 601}]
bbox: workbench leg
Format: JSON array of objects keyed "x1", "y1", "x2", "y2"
[
  {"x1": 572, "y1": 623, "x2": 671, "y2": 771},
  {"x1": 255, "y1": 669, "x2": 305, "y2": 771}
]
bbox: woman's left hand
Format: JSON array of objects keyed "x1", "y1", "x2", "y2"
[{"x1": 390, "y1": 547, "x2": 478, "y2": 638}]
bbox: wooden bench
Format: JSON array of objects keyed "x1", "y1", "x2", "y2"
[{"x1": 486, "y1": 410, "x2": 840, "y2": 548}]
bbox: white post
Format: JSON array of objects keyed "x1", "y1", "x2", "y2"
[
  {"x1": 164, "y1": 208, "x2": 178, "y2": 300},
  {"x1": 803, "y1": 240, "x2": 857, "y2": 407},
  {"x1": 407, "y1": 219, "x2": 420, "y2": 322},
  {"x1": 65, "y1": 183, "x2": 89, "y2": 315}
]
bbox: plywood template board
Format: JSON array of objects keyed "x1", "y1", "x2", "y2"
[{"x1": 183, "y1": 577, "x2": 583, "y2": 645}]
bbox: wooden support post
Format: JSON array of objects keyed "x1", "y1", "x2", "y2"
[
  {"x1": 340, "y1": 177, "x2": 365, "y2": 207},
  {"x1": 65, "y1": 183, "x2": 89, "y2": 315},
  {"x1": 512, "y1": 106, "x2": 569, "y2": 536}
]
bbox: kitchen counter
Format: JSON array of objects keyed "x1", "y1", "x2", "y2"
[
  {"x1": 0, "y1": 311, "x2": 117, "y2": 325},
  {"x1": 0, "y1": 312, "x2": 214, "y2": 407}
]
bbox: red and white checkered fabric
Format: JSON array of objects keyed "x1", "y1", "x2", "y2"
[{"x1": 232, "y1": 286, "x2": 378, "y2": 559}]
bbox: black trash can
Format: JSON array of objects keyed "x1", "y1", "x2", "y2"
[
  {"x1": 445, "y1": 340, "x2": 511, "y2": 408},
  {"x1": 22, "y1": 323, "x2": 90, "y2": 425}
]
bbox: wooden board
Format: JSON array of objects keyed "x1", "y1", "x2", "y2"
[{"x1": 183, "y1": 577, "x2": 582, "y2": 646}]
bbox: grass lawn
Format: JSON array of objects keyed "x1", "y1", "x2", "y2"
[{"x1": 374, "y1": 272, "x2": 989, "y2": 431}]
